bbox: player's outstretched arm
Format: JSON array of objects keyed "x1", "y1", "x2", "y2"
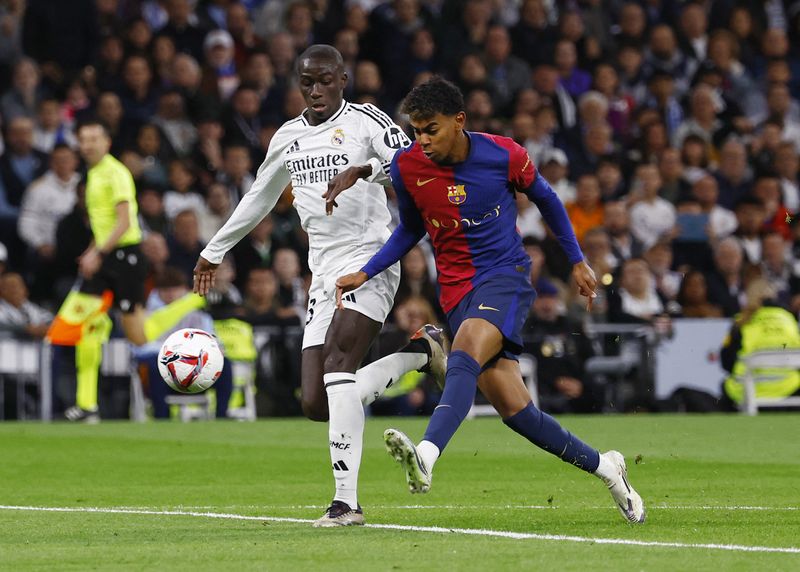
[
  {"x1": 335, "y1": 271, "x2": 368, "y2": 308},
  {"x1": 193, "y1": 256, "x2": 219, "y2": 296},
  {"x1": 323, "y1": 163, "x2": 375, "y2": 215}
]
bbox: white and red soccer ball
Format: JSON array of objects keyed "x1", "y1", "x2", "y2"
[{"x1": 158, "y1": 328, "x2": 224, "y2": 394}]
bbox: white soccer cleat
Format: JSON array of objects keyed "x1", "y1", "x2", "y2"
[
  {"x1": 384, "y1": 428, "x2": 432, "y2": 494},
  {"x1": 312, "y1": 501, "x2": 365, "y2": 528},
  {"x1": 599, "y1": 450, "x2": 646, "y2": 524},
  {"x1": 412, "y1": 324, "x2": 449, "y2": 390}
]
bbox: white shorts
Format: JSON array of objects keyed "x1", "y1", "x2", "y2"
[{"x1": 301, "y1": 262, "x2": 401, "y2": 350}]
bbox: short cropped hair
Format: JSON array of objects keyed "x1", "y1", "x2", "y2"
[{"x1": 401, "y1": 76, "x2": 464, "y2": 119}]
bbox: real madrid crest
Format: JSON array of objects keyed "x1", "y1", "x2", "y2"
[
  {"x1": 331, "y1": 128, "x2": 345, "y2": 145},
  {"x1": 447, "y1": 184, "x2": 467, "y2": 205}
]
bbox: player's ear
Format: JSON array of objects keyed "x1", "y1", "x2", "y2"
[{"x1": 454, "y1": 111, "x2": 466, "y2": 130}]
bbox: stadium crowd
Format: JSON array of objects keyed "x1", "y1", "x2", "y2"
[{"x1": 0, "y1": 0, "x2": 800, "y2": 417}]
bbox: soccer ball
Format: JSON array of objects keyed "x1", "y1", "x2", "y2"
[{"x1": 158, "y1": 328, "x2": 224, "y2": 394}]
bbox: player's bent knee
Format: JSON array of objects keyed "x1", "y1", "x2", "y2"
[{"x1": 302, "y1": 399, "x2": 329, "y2": 422}]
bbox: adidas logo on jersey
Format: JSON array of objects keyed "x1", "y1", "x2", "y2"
[{"x1": 288, "y1": 140, "x2": 300, "y2": 153}]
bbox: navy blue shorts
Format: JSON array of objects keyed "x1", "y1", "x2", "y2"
[{"x1": 446, "y1": 270, "x2": 537, "y2": 361}]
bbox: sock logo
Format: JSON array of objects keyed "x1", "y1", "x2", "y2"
[
  {"x1": 332, "y1": 460, "x2": 349, "y2": 471},
  {"x1": 330, "y1": 440, "x2": 351, "y2": 450}
]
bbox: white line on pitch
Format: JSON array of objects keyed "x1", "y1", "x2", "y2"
[
  {"x1": 157, "y1": 504, "x2": 800, "y2": 512},
  {"x1": 1, "y1": 505, "x2": 798, "y2": 555}
]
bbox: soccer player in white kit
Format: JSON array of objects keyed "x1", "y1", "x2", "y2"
[{"x1": 193, "y1": 46, "x2": 447, "y2": 527}]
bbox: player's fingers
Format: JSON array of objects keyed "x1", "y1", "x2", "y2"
[{"x1": 335, "y1": 286, "x2": 343, "y2": 309}]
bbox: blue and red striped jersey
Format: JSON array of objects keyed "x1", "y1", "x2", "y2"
[{"x1": 362, "y1": 131, "x2": 584, "y2": 313}]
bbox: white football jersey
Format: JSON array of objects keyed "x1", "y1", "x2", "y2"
[{"x1": 200, "y1": 101, "x2": 411, "y2": 276}]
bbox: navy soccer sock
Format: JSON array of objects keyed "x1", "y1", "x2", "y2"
[
  {"x1": 503, "y1": 401, "x2": 600, "y2": 472},
  {"x1": 422, "y1": 350, "x2": 481, "y2": 451}
]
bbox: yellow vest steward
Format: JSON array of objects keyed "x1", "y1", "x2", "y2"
[
  {"x1": 724, "y1": 306, "x2": 800, "y2": 403},
  {"x1": 212, "y1": 318, "x2": 257, "y2": 362}
]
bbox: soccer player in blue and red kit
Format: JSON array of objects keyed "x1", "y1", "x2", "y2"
[{"x1": 329, "y1": 77, "x2": 645, "y2": 523}]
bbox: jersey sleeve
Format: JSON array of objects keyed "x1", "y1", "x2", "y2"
[
  {"x1": 362, "y1": 103, "x2": 411, "y2": 186},
  {"x1": 361, "y1": 153, "x2": 426, "y2": 278},
  {"x1": 110, "y1": 165, "x2": 137, "y2": 205},
  {"x1": 507, "y1": 142, "x2": 584, "y2": 265},
  {"x1": 200, "y1": 131, "x2": 292, "y2": 265}
]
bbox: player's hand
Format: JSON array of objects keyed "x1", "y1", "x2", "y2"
[
  {"x1": 572, "y1": 260, "x2": 597, "y2": 311},
  {"x1": 335, "y1": 271, "x2": 368, "y2": 309},
  {"x1": 193, "y1": 256, "x2": 219, "y2": 296},
  {"x1": 322, "y1": 165, "x2": 372, "y2": 215},
  {"x1": 77, "y1": 247, "x2": 103, "y2": 279}
]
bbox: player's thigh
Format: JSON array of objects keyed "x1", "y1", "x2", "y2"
[
  {"x1": 300, "y1": 345, "x2": 328, "y2": 421},
  {"x1": 451, "y1": 318, "x2": 505, "y2": 367},
  {"x1": 477, "y1": 358, "x2": 532, "y2": 418},
  {"x1": 321, "y1": 265, "x2": 397, "y2": 373},
  {"x1": 323, "y1": 308, "x2": 382, "y2": 373}
]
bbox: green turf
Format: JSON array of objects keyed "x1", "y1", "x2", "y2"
[{"x1": 0, "y1": 415, "x2": 798, "y2": 571}]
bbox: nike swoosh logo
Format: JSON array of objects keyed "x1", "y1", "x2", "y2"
[
  {"x1": 416, "y1": 177, "x2": 436, "y2": 186},
  {"x1": 478, "y1": 303, "x2": 499, "y2": 311}
]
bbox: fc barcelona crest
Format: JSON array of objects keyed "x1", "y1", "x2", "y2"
[{"x1": 447, "y1": 185, "x2": 467, "y2": 205}]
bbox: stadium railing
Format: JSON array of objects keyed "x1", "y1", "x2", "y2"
[
  {"x1": 740, "y1": 349, "x2": 800, "y2": 415},
  {"x1": 0, "y1": 336, "x2": 49, "y2": 420}
]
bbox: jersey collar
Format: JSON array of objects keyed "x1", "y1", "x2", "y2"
[{"x1": 299, "y1": 100, "x2": 349, "y2": 127}]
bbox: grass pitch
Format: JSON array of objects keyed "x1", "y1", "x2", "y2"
[{"x1": 0, "y1": 415, "x2": 798, "y2": 571}]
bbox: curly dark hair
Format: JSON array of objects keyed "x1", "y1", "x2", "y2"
[{"x1": 401, "y1": 76, "x2": 465, "y2": 119}]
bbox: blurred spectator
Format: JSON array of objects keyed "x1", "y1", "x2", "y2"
[
  {"x1": 516, "y1": 191, "x2": 545, "y2": 241},
  {"x1": 593, "y1": 62, "x2": 634, "y2": 142},
  {"x1": 581, "y1": 227, "x2": 617, "y2": 280},
  {"x1": 163, "y1": 159, "x2": 206, "y2": 220},
  {"x1": 166, "y1": 209, "x2": 205, "y2": 282},
  {"x1": 538, "y1": 149, "x2": 573, "y2": 205},
  {"x1": 614, "y1": 2, "x2": 647, "y2": 48},
  {"x1": 672, "y1": 84, "x2": 723, "y2": 149},
  {"x1": 33, "y1": 97, "x2": 77, "y2": 153},
  {"x1": 160, "y1": 0, "x2": 208, "y2": 62},
  {"x1": 482, "y1": 24, "x2": 530, "y2": 115},
  {"x1": 201, "y1": 29, "x2": 240, "y2": 101},
  {"x1": 244, "y1": 267, "x2": 289, "y2": 326},
  {"x1": 565, "y1": 174, "x2": 604, "y2": 244},
  {"x1": 596, "y1": 157, "x2": 625, "y2": 201},
  {"x1": 152, "y1": 90, "x2": 198, "y2": 158},
  {"x1": 198, "y1": 182, "x2": 234, "y2": 243},
  {"x1": 232, "y1": 216, "x2": 276, "y2": 291},
  {"x1": 604, "y1": 200, "x2": 644, "y2": 267},
  {"x1": 0, "y1": 57, "x2": 42, "y2": 121},
  {"x1": 705, "y1": 237, "x2": 746, "y2": 317},
  {"x1": 0, "y1": 116, "x2": 49, "y2": 268},
  {"x1": 629, "y1": 163, "x2": 676, "y2": 249},
  {"x1": 759, "y1": 231, "x2": 800, "y2": 307},
  {"x1": 526, "y1": 106, "x2": 559, "y2": 168},
  {"x1": 395, "y1": 245, "x2": 439, "y2": 312},
  {"x1": 0, "y1": 272, "x2": 52, "y2": 338},
  {"x1": 774, "y1": 142, "x2": 800, "y2": 213},
  {"x1": 17, "y1": 144, "x2": 79, "y2": 299},
  {"x1": 754, "y1": 176, "x2": 792, "y2": 240},
  {"x1": 138, "y1": 188, "x2": 169, "y2": 235},
  {"x1": 218, "y1": 143, "x2": 254, "y2": 204},
  {"x1": 643, "y1": 241, "x2": 682, "y2": 306},
  {"x1": 272, "y1": 247, "x2": 307, "y2": 322},
  {"x1": 680, "y1": 133, "x2": 712, "y2": 185},
  {"x1": 713, "y1": 139, "x2": 753, "y2": 211},
  {"x1": 644, "y1": 71, "x2": 683, "y2": 140},
  {"x1": 554, "y1": 37, "x2": 590, "y2": 100},
  {"x1": 531, "y1": 63, "x2": 576, "y2": 129},
  {"x1": 266, "y1": 31, "x2": 298, "y2": 90},
  {"x1": 608, "y1": 257, "x2": 666, "y2": 322},
  {"x1": 733, "y1": 196, "x2": 767, "y2": 265},
  {"x1": 118, "y1": 55, "x2": 160, "y2": 128},
  {"x1": 93, "y1": 92, "x2": 128, "y2": 156},
  {"x1": 692, "y1": 174, "x2": 737, "y2": 240},
  {"x1": 121, "y1": 123, "x2": 170, "y2": 189},
  {"x1": 657, "y1": 147, "x2": 690, "y2": 204},
  {"x1": 52, "y1": 179, "x2": 92, "y2": 299},
  {"x1": 677, "y1": 2, "x2": 708, "y2": 66},
  {"x1": 522, "y1": 279, "x2": 600, "y2": 414},
  {"x1": 677, "y1": 270, "x2": 723, "y2": 318},
  {"x1": 171, "y1": 53, "x2": 220, "y2": 122}
]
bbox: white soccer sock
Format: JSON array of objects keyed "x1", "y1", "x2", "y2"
[
  {"x1": 594, "y1": 451, "x2": 615, "y2": 480},
  {"x1": 355, "y1": 352, "x2": 428, "y2": 405},
  {"x1": 416, "y1": 440, "x2": 440, "y2": 472},
  {"x1": 324, "y1": 372, "x2": 364, "y2": 511}
]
